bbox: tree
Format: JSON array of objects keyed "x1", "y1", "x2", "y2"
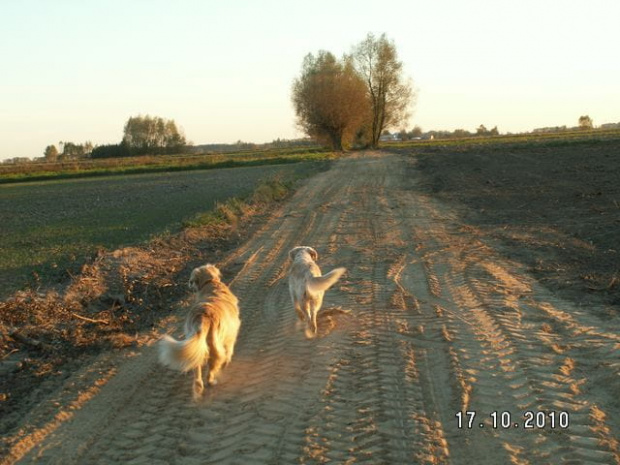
[
  {"x1": 453, "y1": 129, "x2": 471, "y2": 138},
  {"x1": 353, "y1": 33, "x2": 414, "y2": 148},
  {"x1": 90, "y1": 142, "x2": 131, "y2": 159},
  {"x1": 476, "y1": 125, "x2": 498, "y2": 136},
  {"x1": 57, "y1": 141, "x2": 94, "y2": 159},
  {"x1": 44, "y1": 144, "x2": 59, "y2": 162},
  {"x1": 122, "y1": 115, "x2": 187, "y2": 154},
  {"x1": 410, "y1": 126, "x2": 423, "y2": 138},
  {"x1": 579, "y1": 115, "x2": 593, "y2": 130},
  {"x1": 292, "y1": 51, "x2": 370, "y2": 150},
  {"x1": 61, "y1": 142, "x2": 84, "y2": 158}
]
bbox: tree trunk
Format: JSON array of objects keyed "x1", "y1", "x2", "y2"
[{"x1": 329, "y1": 131, "x2": 344, "y2": 151}]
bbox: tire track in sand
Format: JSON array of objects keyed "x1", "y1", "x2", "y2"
[
  {"x1": 13, "y1": 152, "x2": 620, "y2": 465},
  {"x1": 384, "y1": 176, "x2": 620, "y2": 464}
]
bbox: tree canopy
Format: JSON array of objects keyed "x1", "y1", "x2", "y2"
[
  {"x1": 292, "y1": 34, "x2": 414, "y2": 150},
  {"x1": 292, "y1": 51, "x2": 370, "y2": 151},
  {"x1": 353, "y1": 33, "x2": 414, "y2": 148},
  {"x1": 43, "y1": 144, "x2": 59, "y2": 162},
  {"x1": 579, "y1": 115, "x2": 593, "y2": 130},
  {"x1": 122, "y1": 115, "x2": 187, "y2": 154}
]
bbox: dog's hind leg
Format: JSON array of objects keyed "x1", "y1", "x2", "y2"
[
  {"x1": 207, "y1": 351, "x2": 225, "y2": 386},
  {"x1": 305, "y1": 301, "x2": 319, "y2": 338},
  {"x1": 193, "y1": 365, "x2": 205, "y2": 400},
  {"x1": 223, "y1": 333, "x2": 237, "y2": 367},
  {"x1": 294, "y1": 300, "x2": 305, "y2": 322},
  {"x1": 292, "y1": 299, "x2": 305, "y2": 331},
  {"x1": 206, "y1": 332, "x2": 226, "y2": 386}
]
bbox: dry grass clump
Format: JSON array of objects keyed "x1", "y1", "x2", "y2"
[{"x1": 183, "y1": 176, "x2": 290, "y2": 229}]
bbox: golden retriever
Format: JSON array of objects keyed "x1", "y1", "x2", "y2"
[
  {"x1": 158, "y1": 264, "x2": 241, "y2": 400},
  {"x1": 288, "y1": 246, "x2": 346, "y2": 338}
]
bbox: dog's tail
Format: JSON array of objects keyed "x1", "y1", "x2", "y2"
[
  {"x1": 308, "y1": 267, "x2": 346, "y2": 293},
  {"x1": 158, "y1": 321, "x2": 209, "y2": 372}
]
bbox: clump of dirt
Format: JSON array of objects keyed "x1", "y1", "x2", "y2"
[{"x1": 0, "y1": 177, "x2": 291, "y2": 437}]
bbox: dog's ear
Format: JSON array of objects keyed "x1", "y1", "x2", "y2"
[
  {"x1": 308, "y1": 247, "x2": 318, "y2": 262},
  {"x1": 206, "y1": 264, "x2": 222, "y2": 282},
  {"x1": 188, "y1": 268, "x2": 198, "y2": 290},
  {"x1": 289, "y1": 247, "x2": 301, "y2": 261}
]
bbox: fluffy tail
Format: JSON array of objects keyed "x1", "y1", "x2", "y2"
[
  {"x1": 158, "y1": 325, "x2": 208, "y2": 373},
  {"x1": 307, "y1": 267, "x2": 346, "y2": 293}
]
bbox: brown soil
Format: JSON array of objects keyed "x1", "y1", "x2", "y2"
[
  {"x1": 398, "y1": 139, "x2": 620, "y2": 311},
  {"x1": 2, "y1": 149, "x2": 619, "y2": 464}
]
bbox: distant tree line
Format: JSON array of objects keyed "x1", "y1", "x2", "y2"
[
  {"x1": 44, "y1": 141, "x2": 94, "y2": 162},
  {"x1": 533, "y1": 116, "x2": 597, "y2": 134},
  {"x1": 91, "y1": 115, "x2": 187, "y2": 158},
  {"x1": 89, "y1": 141, "x2": 132, "y2": 159},
  {"x1": 379, "y1": 124, "x2": 500, "y2": 141},
  {"x1": 42, "y1": 115, "x2": 188, "y2": 160},
  {"x1": 192, "y1": 138, "x2": 316, "y2": 154},
  {"x1": 292, "y1": 33, "x2": 415, "y2": 151}
]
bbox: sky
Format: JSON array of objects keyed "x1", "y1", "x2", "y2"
[{"x1": 1, "y1": 0, "x2": 619, "y2": 160}]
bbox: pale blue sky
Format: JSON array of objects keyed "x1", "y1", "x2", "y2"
[{"x1": 1, "y1": 0, "x2": 619, "y2": 160}]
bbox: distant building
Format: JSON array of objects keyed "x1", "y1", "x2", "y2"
[
  {"x1": 533, "y1": 126, "x2": 567, "y2": 133},
  {"x1": 2, "y1": 157, "x2": 31, "y2": 164},
  {"x1": 600, "y1": 122, "x2": 620, "y2": 129},
  {"x1": 379, "y1": 133, "x2": 400, "y2": 142}
]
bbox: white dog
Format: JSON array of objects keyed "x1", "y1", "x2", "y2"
[
  {"x1": 159, "y1": 264, "x2": 241, "y2": 400},
  {"x1": 288, "y1": 246, "x2": 346, "y2": 338}
]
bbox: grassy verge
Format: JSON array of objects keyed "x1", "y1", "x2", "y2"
[{"x1": 183, "y1": 178, "x2": 291, "y2": 229}]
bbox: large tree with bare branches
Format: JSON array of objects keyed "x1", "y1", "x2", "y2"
[
  {"x1": 353, "y1": 33, "x2": 414, "y2": 148},
  {"x1": 292, "y1": 51, "x2": 370, "y2": 151}
]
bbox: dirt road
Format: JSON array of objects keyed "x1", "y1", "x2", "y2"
[{"x1": 10, "y1": 152, "x2": 620, "y2": 464}]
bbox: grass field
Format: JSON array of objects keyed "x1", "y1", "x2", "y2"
[
  {"x1": 0, "y1": 161, "x2": 329, "y2": 298},
  {"x1": 0, "y1": 146, "x2": 334, "y2": 184}
]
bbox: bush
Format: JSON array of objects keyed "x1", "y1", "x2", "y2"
[{"x1": 90, "y1": 143, "x2": 131, "y2": 159}]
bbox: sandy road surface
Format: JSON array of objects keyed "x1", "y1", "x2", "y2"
[{"x1": 12, "y1": 152, "x2": 620, "y2": 464}]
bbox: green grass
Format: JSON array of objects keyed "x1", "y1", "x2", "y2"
[
  {"x1": 183, "y1": 178, "x2": 292, "y2": 229},
  {"x1": 0, "y1": 161, "x2": 330, "y2": 298}
]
